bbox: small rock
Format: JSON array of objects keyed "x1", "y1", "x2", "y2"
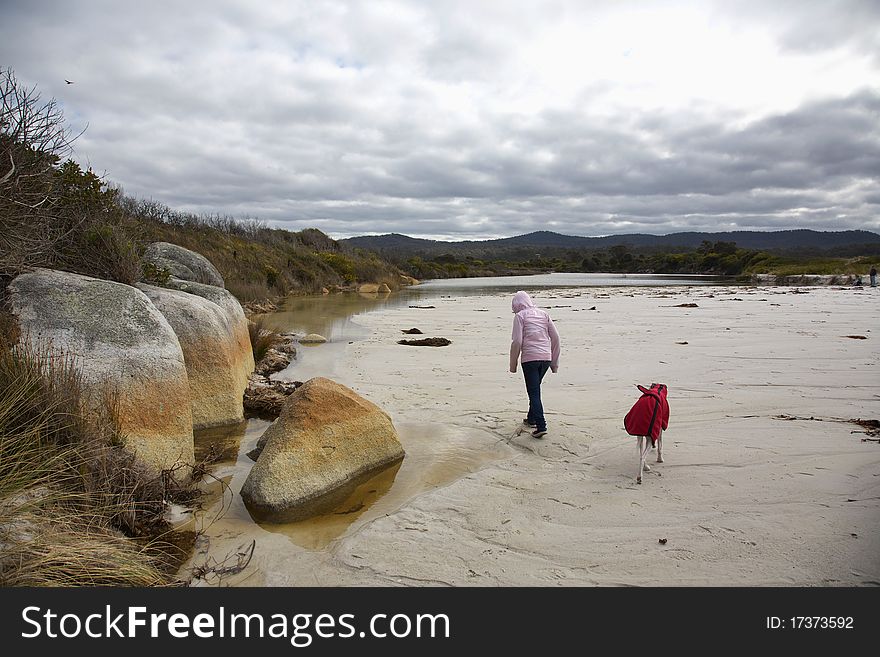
[
  {"x1": 300, "y1": 333, "x2": 327, "y2": 344},
  {"x1": 401, "y1": 328, "x2": 423, "y2": 334},
  {"x1": 243, "y1": 374, "x2": 302, "y2": 420},
  {"x1": 658, "y1": 538, "x2": 668, "y2": 545},
  {"x1": 254, "y1": 348, "x2": 292, "y2": 376}
]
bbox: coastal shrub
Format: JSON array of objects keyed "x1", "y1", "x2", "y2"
[
  {"x1": 1, "y1": 69, "x2": 145, "y2": 285},
  {"x1": 61, "y1": 221, "x2": 142, "y2": 285},
  {"x1": 264, "y1": 265, "x2": 279, "y2": 289},
  {"x1": 123, "y1": 196, "x2": 405, "y2": 301},
  {"x1": 319, "y1": 252, "x2": 356, "y2": 283},
  {"x1": 142, "y1": 261, "x2": 172, "y2": 286}
]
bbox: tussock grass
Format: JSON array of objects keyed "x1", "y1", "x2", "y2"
[
  {"x1": 0, "y1": 515, "x2": 171, "y2": 587},
  {"x1": 0, "y1": 340, "x2": 197, "y2": 586},
  {"x1": 247, "y1": 316, "x2": 281, "y2": 364}
]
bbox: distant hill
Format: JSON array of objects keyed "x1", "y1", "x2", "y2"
[{"x1": 342, "y1": 229, "x2": 880, "y2": 256}]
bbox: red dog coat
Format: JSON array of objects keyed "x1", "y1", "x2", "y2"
[{"x1": 624, "y1": 383, "x2": 669, "y2": 446}]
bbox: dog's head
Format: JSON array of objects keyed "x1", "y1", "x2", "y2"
[{"x1": 637, "y1": 382, "x2": 667, "y2": 396}]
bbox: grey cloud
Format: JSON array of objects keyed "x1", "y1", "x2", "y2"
[{"x1": 3, "y1": 0, "x2": 879, "y2": 240}]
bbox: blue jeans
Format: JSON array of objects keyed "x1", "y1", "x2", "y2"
[{"x1": 522, "y1": 360, "x2": 551, "y2": 431}]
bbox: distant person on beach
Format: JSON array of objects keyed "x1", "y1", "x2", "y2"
[
  {"x1": 509, "y1": 291, "x2": 561, "y2": 438},
  {"x1": 871, "y1": 266, "x2": 877, "y2": 287}
]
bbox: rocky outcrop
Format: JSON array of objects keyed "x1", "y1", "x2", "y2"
[
  {"x1": 164, "y1": 278, "x2": 255, "y2": 391},
  {"x1": 399, "y1": 275, "x2": 420, "y2": 286},
  {"x1": 8, "y1": 268, "x2": 194, "y2": 475},
  {"x1": 241, "y1": 377, "x2": 405, "y2": 523},
  {"x1": 142, "y1": 242, "x2": 225, "y2": 288},
  {"x1": 299, "y1": 334, "x2": 327, "y2": 344},
  {"x1": 243, "y1": 300, "x2": 278, "y2": 315},
  {"x1": 254, "y1": 349, "x2": 291, "y2": 376},
  {"x1": 254, "y1": 334, "x2": 297, "y2": 376},
  {"x1": 137, "y1": 283, "x2": 248, "y2": 429},
  {"x1": 243, "y1": 374, "x2": 301, "y2": 421}
]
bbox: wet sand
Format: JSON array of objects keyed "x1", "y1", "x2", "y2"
[{"x1": 184, "y1": 284, "x2": 880, "y2": 586}]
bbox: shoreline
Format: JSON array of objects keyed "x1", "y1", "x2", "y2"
[{"x1": 185, "y1": 283, "x2": 880, "y2": 586}]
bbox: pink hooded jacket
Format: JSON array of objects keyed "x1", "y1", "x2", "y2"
[{"x1": 509, "y1": 291, "x2": 561, "y2": 373}]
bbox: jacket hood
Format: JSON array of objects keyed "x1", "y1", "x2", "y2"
[{"x1": 512, "y1": 290, "x2": 535, "y2": 313}]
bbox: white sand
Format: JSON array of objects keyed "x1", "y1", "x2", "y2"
[{"x1": 188, "y1": 284, "x2": 880, "y2": 586}]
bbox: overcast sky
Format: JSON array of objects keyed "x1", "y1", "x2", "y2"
[{"x1": 3, "y1": 0, "x2": 879, "y2": 240}]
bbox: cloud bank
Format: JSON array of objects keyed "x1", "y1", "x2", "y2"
[{"x1": 3, "y1": 0, "x2": 879, "y2": 239}]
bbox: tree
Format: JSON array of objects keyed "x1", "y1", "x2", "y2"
[
  {"x1": 1, "y1": 67, "x2": 139, "y2": 284},
  {"x1": 1, "y1": 67, "x2": 81, "y2": 275},
  {"x1": 608, "y1": 244, "x2": 634, "y2": 270}
]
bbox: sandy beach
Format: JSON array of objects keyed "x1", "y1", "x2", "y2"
[{"x1": 186, "y1": 283, "x2": 880, "y2": 586}]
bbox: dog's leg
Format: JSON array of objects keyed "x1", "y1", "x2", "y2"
[
  {"x1": 657, "y1": 430, "x2": 664, "y2": 463},
  {"x1": 637, "y1": 435, "x2": 649, "y2": 484}
]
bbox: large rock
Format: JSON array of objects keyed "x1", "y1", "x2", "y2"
[
  {"x1": 8, "y1": 268, "x2": 194, "y2": 474},
  {"x1": 241, "y1": 377, "x2": 405, "y2": 523},
  {"x1": 143, "y1": 242, "x2": 225, "y2": 288},
  {"x1": 164, "y1": 278, "x2": 255, "y2": 390},
  {"x1": 137, "y1": 283, "x2": 248, "y2": 429}
]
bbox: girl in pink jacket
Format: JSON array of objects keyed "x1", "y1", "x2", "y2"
[{"x1": 509, "y1": 291, "x2": 561, "y2": 438}]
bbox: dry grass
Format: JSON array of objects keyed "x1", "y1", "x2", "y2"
[
  {"x1": 247, "y1": 315, "x2": 281, "y2": 364},
  {"x1": 0, "y1": 340, "x2": 199, "y2": 586}
]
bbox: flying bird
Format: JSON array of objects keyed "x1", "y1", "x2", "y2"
[{"x1": 65, "y1": 79, "x2": 74, "y2": 84}]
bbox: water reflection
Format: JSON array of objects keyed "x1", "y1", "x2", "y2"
[
  {"x1": 258, "y1": 460, "x2": 403, "y2": 550},
  {"x1": 255, "y1": 422, "x2": 514, "y2": 550},
  {"x1": 193, "y1": 420, "x2": 252, "y2": 463},
  {"x1": 258, "y1": 292, "x2": 404, "y2": 341}
]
